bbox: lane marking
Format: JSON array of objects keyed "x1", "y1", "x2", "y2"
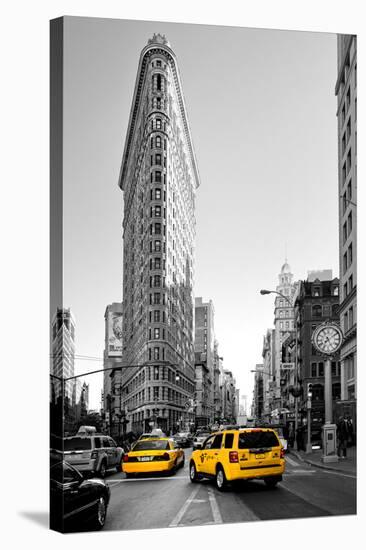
[
  {"x1": 207, "y1": 488, "x2": 223, "y2": 524},
  {"x1": 169, "y1": 484, "x2": 201, "y2": 527},
  {"x1": 318, "y1": 469, "x2": 356, "y2": 480},
  {"x1": 285, "y1": 469, "x2": 316, "y2": 475},
  {"x1": 286, "y1": 456, "x2": 300, "y2": 467},
  {"x1": 108, "y1": 476, "x2": 187, "y2": 484}
]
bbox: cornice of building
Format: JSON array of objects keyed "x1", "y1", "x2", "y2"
[{"x1": 118, "y1": 38, "x2": 200, "y2": 192}]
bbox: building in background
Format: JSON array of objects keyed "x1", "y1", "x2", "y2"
[
  {"x1": 294, "y1": 275, "x2": 341, "y2": 447},
  {"x1": 272, "y1": 261, "x2": 299, "y2": 416},
  {"x1": 103, "y1": 303, "x2": 123, "y2": 437},
  {"x1": 194, "y1": 297, "x2": 216, "y2": 425},
  {"x1": 118, "y1": 34, "x2": 199, "y2": 434},
  {"x1": 251, "y1": 364, "x2": 264, "y2": 421},
  {"x1": 221, "y1": 370, "x2": 237, "y2": 423},
  {"x1": 261, "y1": 329, "x2": 275, "y2": 421},
  {"x1": 51, "y1": 307, "x2": 76, "y2": 411},
  {"x1": 336, "y1": 34, "x2": 357, "y2": 429}
]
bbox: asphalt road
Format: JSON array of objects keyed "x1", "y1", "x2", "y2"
[{"x1": 102, "y1": 449, "x2": 356, "y2": 531}]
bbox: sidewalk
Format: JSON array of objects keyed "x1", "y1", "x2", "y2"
[{"x1": 290, "y1": 446, "x2": 357, "y2": 476}]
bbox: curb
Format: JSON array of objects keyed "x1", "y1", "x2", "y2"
[{"x1": 290, "y1": 450, "x2": 356, "y2": 476}]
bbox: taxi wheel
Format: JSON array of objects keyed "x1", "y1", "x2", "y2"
[
  {"x1": 215, "y1": 466, "x2": 228, "y2": 492},
  {"x1": 189, "y1": 461, "x2": 199, "y2": 483}
]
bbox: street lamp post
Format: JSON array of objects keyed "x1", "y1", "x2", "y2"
[{"x1": 260, "y1": 289, "x2": 300, "y2": 450}]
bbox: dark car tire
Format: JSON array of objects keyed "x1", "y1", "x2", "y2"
[
  {"x1": 189, "y1": 461, "x2": 199, "y2": 483},
  {"x1": 99, "y1": 460, "x2": 107, "y2": 478},
  {"x1": 215, "y1": 465, "x2": 228, "y2": 492},
  {"x1": 264, "y1": 477, "x2": 280, "y2": 489},
  {"x1": 92, "y1": 495, "x2": 107, "y2": 530},
  {"x1": 125, "y1": 473, "x2": 134, "y2": 479}
]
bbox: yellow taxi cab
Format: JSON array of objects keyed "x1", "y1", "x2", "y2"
[
  {"x1": 122, "y1": 438, "x2": 185, "y2": 477},
  {"x1": 189, "y1": 428, "x2": 285, "y2": 491}
]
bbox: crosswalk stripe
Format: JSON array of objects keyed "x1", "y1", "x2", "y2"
[{"x1": 286, "y1": 455, "x2": 299, "y2": 467}]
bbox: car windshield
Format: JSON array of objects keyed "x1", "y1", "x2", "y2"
[
  {"x1": 238, "y1": 431, "x2": 280, "y2": 449},
  {"x1": 64, "y1": 437, "x2": 92, "y2": 451},
  {"x1": 133, "y1": 440, "x2": 170, "y2": 451}
]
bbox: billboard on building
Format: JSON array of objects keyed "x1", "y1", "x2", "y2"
[{"x1": 107, "y1": 311, "x2": 123, "y2": 357}]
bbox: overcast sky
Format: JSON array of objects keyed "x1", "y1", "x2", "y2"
[{"x1": 62, "y1": 17, "x2": 338, "y2": 410}]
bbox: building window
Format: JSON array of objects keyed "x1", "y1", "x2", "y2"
[
  {"x1": 155, "y1": 154, "x2": 161, "y2": 165},
  {"x1": 155, "y1": 188, "x2": 161, "y2": 200},
  {"x1": 312, "y1": 305, "x2": 322, "y2": 318},
  {"x1": 343, "y1": 222, "x2": 347, "y2": 244},
  {"x1": 333, "y1": 287, "x2": 339, "y2": 296},
  {"x1": 154, "y1": 257, "x2": 161, "y2": 269},
  {"x1": 154, "y1": 275, "x2": 161, "y2": 287},
  {"x1": 348, "y1": 243, "x2": 353, "y2": 266},
  {"x1": 154, "y1": 328, "x2": 160, "y2": 339},
  {"x1": 156, "y1": 74, "x2": 162, "y2": 91},
  {"x1": 349, "y1": 306, "x2": 354, "y2": 328},
  {"x1": 347, "y1": 276, "x2": 352, "y2": 295},
  {"x1": 343, "y1": 252, "x2": 347, "y2": 274},
  {"x1": 156, "y1": 136, "x2": 161, "y2": 148},
  {"x1": 344, "y1": 312, "x2": 348, "y2": 333},
  {"x1": 156, "y1": 60, "x2": 161, "y2": 67},
  {"x1": 323, "y1": 305, "x2": 331, "y2": 318},
  {"x1": 311, "y1": 362, "x2": 317, "y2": 377},
  {"x1": 331, "y1": 361, "x2": 337, "y2": 376},
  {"x1": 155, "y1": 171, "x2": 162, "y2": 183},
  {"x1": 318, "y1": 362, "x2": 324, "y2": 377},
  {"x1": 156, "y1": 118, "x2": 162, "y2": 130},
  {"x1": 347, "y1": 180, "x2": 352, "y2": 201},
  {"x1": 154, "y1": 364, "x2": 159, "y2": 379},
  {"x1": 153, "y1": 293, "x2": 160, "y2": 305},
  {"x1": 154, "y1": 240, "x2": 161, "y2": 252},
  {"x1": 153, "y1": 310, "x2": 160, "y2": 322},
  {"x1": 155, "y1": 205, "x2": 161, "y2": 217},
  {"x1": 156, "y1": 97, "x2": 161, "y2": 109},
  {"x1": 154, "y1": 223, "x2": 161, "y2": 234}
]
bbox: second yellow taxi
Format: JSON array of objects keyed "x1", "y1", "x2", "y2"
[{"x1": 122, "y1": 437, "x2": 185, "y2": 477}]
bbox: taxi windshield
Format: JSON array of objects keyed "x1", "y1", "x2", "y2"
[{"x1": 133, "y1": 440, "x2": 170, "y2": 451}]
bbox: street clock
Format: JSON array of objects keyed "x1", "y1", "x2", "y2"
[{"x1": 312, "y1": 321, "x2": 343, "y2": 355}]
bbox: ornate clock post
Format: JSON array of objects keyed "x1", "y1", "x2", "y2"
[{"x1": 312, "y1": 321, "x2": 343, "y2": 463}]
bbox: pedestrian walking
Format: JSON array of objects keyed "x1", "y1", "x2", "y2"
[
  {"x1": 346, "y1": 416, "x2": 354, "y2": 447},
  {"x1": 296, "y1": 425, "x2": 305, "y2": 451},
  {"x1": 337, "y1": 416, "x2": 349, "y2": 458},
  {"x1": 288, "y1": 423, "x2": 295, "y2": 449}
]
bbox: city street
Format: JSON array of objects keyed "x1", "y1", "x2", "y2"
[{"x1": 102, "y1": 449, "x2": 356, "y2": 530}]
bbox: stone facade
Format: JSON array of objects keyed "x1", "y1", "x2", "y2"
[
  {"x1": 117, "y1": 35, "x2": 199, "y2": 434},
  {"x1": 336, "y1": 35, "x2": 357, "y2": 421}
]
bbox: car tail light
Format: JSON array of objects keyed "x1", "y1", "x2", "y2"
[
  {"x1": 161, "y1": 452, "x2": 170, "y2": 461},
  {"x1": 280, "y1": 448, "x2": 285, "y2": 458},
  {"x1": 229, "y1": 451, "x2": 239, "y2": 463},
  {"x1": 123, "y1": 454, "x2": 129, "y2": 462}
]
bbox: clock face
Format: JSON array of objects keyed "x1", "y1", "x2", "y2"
[{"x1": 313, "y1": 324, "x2": 342, "y2": 355}]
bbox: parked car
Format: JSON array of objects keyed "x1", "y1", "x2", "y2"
[
  {"x1": 189, "y1": 428, "x2": 285, "y2": 491},
  {"x1": 50, "y1": 460, "x2": 110, "y2": 531},
  {"x1": 123, "y1": 438, "x2": 185, "y2": 477},
  {"x1": 192, "y1": 431, "x2": 211, "y2": 450},
  {"x1": 63, "y1": 434, "x2": 124, "y2": 477}
]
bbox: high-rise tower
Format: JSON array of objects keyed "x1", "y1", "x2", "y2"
[
  {"x1": 336, "y1": 35, "x2": 357, "y2": 416},
  {"x1": 118, "y1": 34, "x2": 200, "y2": 434}
]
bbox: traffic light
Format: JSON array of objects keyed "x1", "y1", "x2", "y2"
[{"x1": 307, "y1": 383, "x2": 313, "y2": 398}]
